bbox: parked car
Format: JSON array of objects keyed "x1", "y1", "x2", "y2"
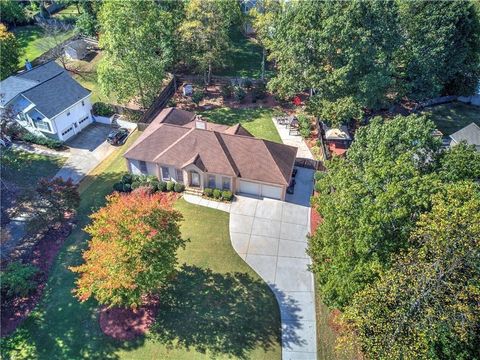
[
  {"x1": 107, "y1": 128, "x2": 129, "y2": 145},
  {"x1": 286, "y1": 179, "x2": 296, "y2": 194}
]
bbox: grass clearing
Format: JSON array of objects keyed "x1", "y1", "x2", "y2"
[
  {"x1": 1, "y1": 131, "x2": 281, "y2": 360},
  {"x1": 198, "y1": 107, "x2": 282, "y2": 143},
  {"x1": 13, "y1": 25, "x2": 74, "y2": 67},
  {"x1": 423, "y1": 102, "x2": 480, "y2": 135},
  {"x1": 51, "y1": 5, "x2": 81, "y2": 22}
]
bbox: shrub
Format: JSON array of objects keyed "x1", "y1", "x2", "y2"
[
  {"x1": 192, "y1": 90, "x2": 204, "y2": 105},
  {"x1": 21, "y1": 133, "x2": 63, "y2": 150},
  {"x1": 122, "y1": 174, "x2": 133, "y2": 184},
  {"x1": 174, "y1": 183, "x2": 185, "y2": 193},
  {"x1": 298, "y1": 114, "x2": 311, "y2": 139},
  {"x1": 167, "y1": 98, "x2": 177, "y2": 107},
  {"x1": 131, "y1": 181, "x2": 141, "y2": 190},
  {"x1": 150, "y1": 180, "x2": 160, "y2": 191},
  {"x1": 253, "y1": 82, "x2": 267, "y2": 100},
  {"x1": 221, "y1": 190, "x2": 233, "y2": 201},
  {"x1": 243, "y1": 79, "x2": 253, "y2": 89},
  {"x1": 204, "y1": 188, "x2": 213, "y2": 197},
  {"x1": 1, "y1": 262, "x2": 39, "y2": 298},
  {"x1": 166, "y1": 181, "x2": 175, "y2": 192},
  {"x1": 314, "y1": 171, "x2": 324, "y2": 181},
  {"x1": 113, "y1": 182, "x2": 124, "y2": 192},
  {"x1": 220, "y1": 84, "x2": 233, "y2": 99},
  {"x1": 123, "y1": 183, "x2": 132, "y2": 192},
  {"x1": 213, "y1": 188, "x2": 222, "y2": 199},
  {"x1": 233, "y1": 86, "x2": 246, "y2": 102},
  {"x1": 92, "y1": 102, "x2": 115, "y2": 117},
  {"x1": 157, "y1": 181, "x2": 167, "y2": 192}
]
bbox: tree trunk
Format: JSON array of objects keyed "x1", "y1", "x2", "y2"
[
  {"x1": 76, "y1": 3, "x2": 81, "y2": 14},
  {"x1": 134, "y1": 65, "x2": 147, "y2": 110},
  {"x1": 207, "y1": 62, "x2": 212, "y2": 85},
  {"x1": 261, "y1": 48, "x2": 266, "y2": 81}
]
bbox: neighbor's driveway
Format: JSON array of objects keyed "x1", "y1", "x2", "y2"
[
  {"x1": 229, "y1": 167, "x2": 317, "y2": 359},
  {"x1": 55, "y1": 123, "x2": 119, "y2": 184}
]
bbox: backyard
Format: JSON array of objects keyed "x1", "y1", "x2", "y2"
[
  {"x1": 1, "y1": 132, "x2": 281, "y2": 360},
  {"x1": 423, "y1": 101, "x2": 480, "y2": 135},
  {"x1": 13, "y1": 25, "x2": 74, "y2": 68},
  {"x1": 198, "y1": 107, "x2": 282, "y2": 143}
]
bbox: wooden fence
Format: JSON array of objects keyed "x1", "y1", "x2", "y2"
[
  {"x1": 138, "y1": 76, "x2": 179, "y2": 125},
  {"x1": 295, "y1": 158, "x2": 325, "y2": 171}
]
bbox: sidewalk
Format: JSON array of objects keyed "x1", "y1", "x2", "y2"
[{"x1": 272, "y1": 118, "x2": 314, "y2": 159}]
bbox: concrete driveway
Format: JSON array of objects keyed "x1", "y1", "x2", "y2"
[
  {"x1": 55, "y1": 123, "x2": 119, "y2": 183},
  {"x1": 229, "y1": 167, "x2": 317, "y2": 359}
]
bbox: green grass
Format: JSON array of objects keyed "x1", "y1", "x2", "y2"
[
  {"x1": 51, "y1": 4, "x2": 81, "y2": 22},
  {"x1": 218, "y1": 30, "x2": 272, "y2": 79},
  {"x1": 13, "y1": 25, "x2": 74, "y2": 67},
  {"x1": 423, "y1": 102, "x2": 480, "y2": 136},
  {"x1": 1, "y1": 131, "x2": 281, "y2": 360},
  {"x1": 0, "y1": 149, "x2": 66, "y2": 189},
  {"x1": 198, "y1": 107, "x2": 283, "y2": 143}
]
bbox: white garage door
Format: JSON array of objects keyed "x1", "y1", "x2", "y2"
[
  {"x1": 261, "y1": 184, "x2": 282, "y2": 199},
  {"x1": 239, "y1": 180, "x2": 261, "y2": 197},
  {"x1": 239, "y1": 180, "x2": 283, "y2": 200},
  {"x1": 60, "y1": 125, "x2": 75, "y2": 141}
]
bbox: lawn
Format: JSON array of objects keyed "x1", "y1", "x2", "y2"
[
  {"x1": 51, "y1": 4, "x2": 81, "y2": 22},
  {"x1": 13, "y1": 25, "x2": 74, "y2": 67},
  {"x1": 218, "y1": 30, "x2": 273, "y2": 79},
  {"x1": 198, "y1": 107, "x2": 283, "y2": 143},
  {"x1": 0, "y1": 149, "x2": 66, "y2": 189},
  {"x1": 1, "y1": 131, "x2": 281, "y2": 360},
  {"x1": 423, "y1": 102, "x2": 480, "y2": 135}
]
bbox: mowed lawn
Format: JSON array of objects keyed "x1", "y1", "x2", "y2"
[
  {"x1": 423, "y1": 101, "x2": 480, "y2": 135},
  {"x1": 1, "y1": 131, "x2": 281, "y2": 360},
  {"x1": 13, "y1": 25, "x2": 74, "y2": 67},
  {"x1": 198, "y1": 107, "x2": 282, "y2": 143}
]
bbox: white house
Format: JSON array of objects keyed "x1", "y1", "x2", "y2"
[{"x1": 0, "y1": 61, "x2": 93, "y2": 142}]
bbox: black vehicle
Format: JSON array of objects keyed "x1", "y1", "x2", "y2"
[{"x1": 107, "y1": 128, "x2": 129, "y2": 145}]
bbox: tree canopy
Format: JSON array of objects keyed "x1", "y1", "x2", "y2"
[
  {"x1": 342, "y1": 182, "x2": 480, "y2": 359},
  {"x1": 71, "y1": 189, "x2": 186, "y2": 308},
  {"x1": 97, "y1": 0, "x2": 176, "y2": 109},
  {"x1": 0, "y1": 24, "x2": 19, "y2": 80}
]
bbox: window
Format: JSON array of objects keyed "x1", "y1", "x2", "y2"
[
  {"x1": 161, "y1": 166, "x2": 170, "y2": 180},
  {"x1": 62, "y1": 126, "x2": 73, "y2": 136},
  {"x1": 222, "y1": 177, "x2": 231, "y2": 190},
  {"x1": 79, "y1": 116, "x2": 89, "y2": 125},
  {"x1": 139, "y1": 161, "x2": 148, "y2": 174},
  {"x1": 175, "y1": 169, "x2": 184, "y2": 182},
  {"x1": 208, "y1": 175, "x2": 216, "y2": 188},
  {"x1": 33, "y1": 119, "x2": 51, "y2": 132}
]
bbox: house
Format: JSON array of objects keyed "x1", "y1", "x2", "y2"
[
  {"x1": 320, "y1": 122, "x2": 352, "y2": 156},
  {"x1": 0, "y1": 61, "x2": 93, "y2": 142},
  {"x1": 449, "y1": 122, "x2": 480, "y2": 151},
  {"x1": 124, "y1": 108, "x2": 298, "y2": 200}
]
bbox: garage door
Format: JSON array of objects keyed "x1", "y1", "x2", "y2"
[
  {"x1": 61, "y1": 125, "x2": 75, "y2": 141},
  {"x1": 239, "y1": 180, "x2": 283, "y2": 200}
]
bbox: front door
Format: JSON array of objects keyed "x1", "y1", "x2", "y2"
[{"x1": 190, "y1": 171, "x2": 200, "y2": 187}]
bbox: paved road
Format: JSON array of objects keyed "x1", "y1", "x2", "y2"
[{"x1": 185, "y1": 168, "x2": 317, "y2": 359}]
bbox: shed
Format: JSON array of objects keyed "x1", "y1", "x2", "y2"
[{"x1": 65, "y1": 40, "x2": 89, "y2": 60}]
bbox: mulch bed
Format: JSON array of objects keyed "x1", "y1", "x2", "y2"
[
  {"x1": 99, "y1": 296, "x2": 159, "y2": 341},
  {"x1": 0, "y1": 221, "x2": 73, "y2": 337}
]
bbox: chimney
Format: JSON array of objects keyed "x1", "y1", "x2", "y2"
[{"x1": 195, "y1": 115, "x2": 206, "y2": 130}]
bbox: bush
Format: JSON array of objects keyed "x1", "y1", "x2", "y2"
[
  {"x1": 157, "y1": 181, "x2": 167, "y2": 192},
  {"x1": 131, "y1": 181, "x2": 141, "y2": 190},
  {"x1": 150, "y1": 180, "x2": 160, "y2": 191},
  {"x1": 243, "y1": 79, "x2": 253, "y2": 89},
  {"x1": 123, "y1": 183, "x2": 132, "y2": 192},
  {"x1": 113, "y1": 182, "x2": 124, "y2": 192},
  {"x1": 298, "y1": 114, "x2": 311, "y2": 139},
  {"x1": 253, "y1": 82, "x2": 267, "y2": 100},
  {"x1": 166, "y1": 181, "x2": 175, "y2": 192},
  {"x1": 122, "y1": 174, "x2": 133, "y2": 184},
  {"x1": 314, "y1": 171, "x2": 324, "y2": 181},
  {"x1": 174, "y1": 183, "x2": 185, "y2": 193},
  {"x1": 1, "y1": 262, "x2": 39, "y2": 298},
  {"x1": 192, "y1": 90, "x2": 204, "y2": 105},
  {"x1": 204, "y1": 188, "x2": 213, "y2": 197},
  {"x1": 21, "y1": 133, "x2": 63, "y2": 150},
  {"x1": 221, "y1": 190, "x2": 233, "y2": 201},
  {"x1": 233, "y1": 86, "x2": 246, "y2": 102},
  {"x1": 213, "y1": 188, "x2": 222, "y2": 199},
  {"x1": 220, "y1": 84, "x2": 233, "y2": 99},
  {"x1": 167, "y1": 98, "x2": 177, "y2": 107},
  {"x1": 92, "y1": 102, "x2": 115, "y2": 117}
]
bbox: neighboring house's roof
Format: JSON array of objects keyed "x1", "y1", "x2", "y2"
[
  {"x1": 125, "y1": 108, "x2": 297, "y2": 186},
  {"x1": 66, "y1": 39, "x2": 88, "y2": 52},
  {"x1": 323, "y1": 123, "x2": 352, "y2": 141},
  {"x1": 0, "y1": 61, "x2": 90, "y2": 118},
  {"x1": 449, "y1": 122, "x2": 480, "y2": 151}
]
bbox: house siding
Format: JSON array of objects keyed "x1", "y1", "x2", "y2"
[{"x1": 51, "y1": 95, "x2": 93, "y2": 141}]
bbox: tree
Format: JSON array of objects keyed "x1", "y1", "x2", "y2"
[
  {"x1": 28, "y1": 177, "x2": 80, "y2": 232},
  {"x1": 0, "y1": 24, "x2": 20, "y2": 80},
  {"x1": 264, "y1": 1, "x2": 400, "y2": 124},
  {"x1": 179, "y1": 0, "x2": 242, "y2": 84},
  {"x1": 341, "y1": 182, "x2": 480, "y2": 360},
  {"x1": 438, "y1": 142, "x2": 480, "y2": 183},
  {"x1": 70, "y1": 189, "x2": 187, "y2": 308},
  {"x1": 75, "y1": 12, "x2": 97, "y2": 37},
  {"x1": 309, "y1": 115, "x2": 443, "y2": 308},
  {"x1": 0, "y1": 0, "x2": 27, "y2": 27},
  {"x1": 97, "y1": 0, "x2": 175, "y2": 109},
  {"x1": 397, "y1": 1, "x2": 480, "y2": 99},
  {"x1": 38, "y1": 23, "x2": 72, "y2": 70}
]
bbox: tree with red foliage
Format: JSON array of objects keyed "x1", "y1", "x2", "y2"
[{"x1": 70, "y1": 189, "x2": 186, "y2": 308}]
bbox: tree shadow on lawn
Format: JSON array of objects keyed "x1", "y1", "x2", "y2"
[{"x1": 151, "y1": 264, "x2": 303, "y2": 359}]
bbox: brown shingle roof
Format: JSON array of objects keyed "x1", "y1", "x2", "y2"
[{"x1": 124, "y1": 109, "x2": 297, "y2": 185}]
